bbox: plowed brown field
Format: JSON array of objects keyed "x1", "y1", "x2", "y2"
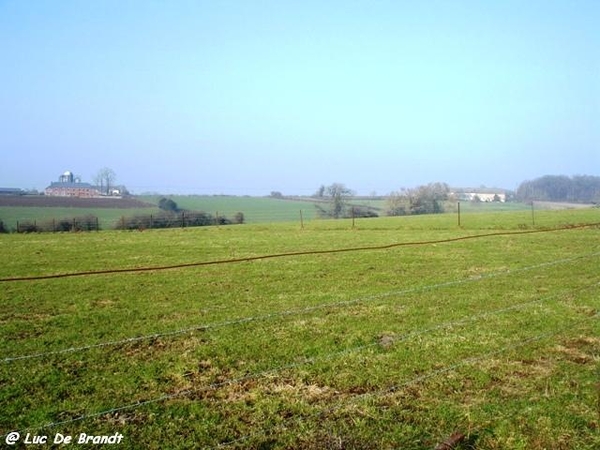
[{"x1": 0, "y1": 195, "x2": 153, "y2": 208}]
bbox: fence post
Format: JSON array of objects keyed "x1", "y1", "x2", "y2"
[
  {"x1": 73, "y1": 217, "x2": 76, "y2": 232},
  {"x1": 351, "y1": 207, "x2": 355, "y2": 229},
  {"x1": 215, "y1": 211, "x2": 219, "y2": 228},
  {"x1": 181, "y1": 211, "x2": 185, "y2": 228},
  {"x1": 531, "y1": 202, "x2": 535, "y2": 226},
  {"x1": 457, "y1": 201, "x2": 461, "y2": 227},
  {"x1": 300, "y1": 210, "x2": 304, "y2": 229},
  {"x1": 150, "y1": 214, "x2": 153, "y2": 229},
  {"x1": 96, "y1": 216, "x2": 99, "y2": 232}
]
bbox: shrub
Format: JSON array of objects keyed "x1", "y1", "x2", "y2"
[
  {"x1": 158, "y1": 197, "x2": 179, "y2": 212},
  {"x1": 38, "y1": 215, "x2": 100, "y2": 232},
  {"x1": 347, "y1": 207, "x2": 378, "y2": 218},
  {"x1": 115, "y1": 210, "x2": 240, "y2": 230},
  {"x1": 17, "y1": 221, "x2": 39, "y2": 233},
  {"x1": 233, "y1": 212, "x2": 245, "y2": 224}
]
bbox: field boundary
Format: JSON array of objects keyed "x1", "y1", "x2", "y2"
[{"x1": 2, "y1": 221, "x2": 599, "y2": 283}]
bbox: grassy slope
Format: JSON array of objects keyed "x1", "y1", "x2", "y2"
[
  {"x1": 139, "y1": 195, "x2": 323, "y2": 223},
  {"x1": 0, "y1": 196, "x2": 320, "y2": 229},
  {"x1": 0, "y1": 195, "x2": 586, "y2": 230},
  {"x1": 0, "y1": 209, "x2": 599, "y2": 449}
]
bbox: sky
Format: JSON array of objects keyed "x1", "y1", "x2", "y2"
[{"x1": 0, "y1": 0, "x2": 598, "y2": 195}]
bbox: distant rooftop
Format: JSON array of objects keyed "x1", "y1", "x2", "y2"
[
  {"x1": 451, "y1": 187, "x2": 508, "y2": 194},
  {"x1": 47, "y1": 181, "x2": 96, "y2": 189},
  {"x1": 0, "y1": 187, "x2": 24, "y2": 195}
]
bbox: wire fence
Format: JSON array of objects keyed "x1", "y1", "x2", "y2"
[
  {"x1": 4, "y1": 288, "x2": 597, "y2": 443},
  {"x1": 214, "y1": 311, "x2": 599, "y2": 449},
  {"x1": 2, "y1": 249, "x2": 598, "y2": 439},
  {"x1": 3, "y1": 251, "x2": 599, "y2": 363},
  {"x1": 5, "y1": 211, "x2": 246, "y2": 233},
  {"x1": 1, "y1": 199, "x2": 597, "y2": 233},
  {"x1": 0, "y1": 209, "x2": 379, "y2": 232},
  {"x1": 1, "y1": 221, "x2": 599, "y2": 446}
]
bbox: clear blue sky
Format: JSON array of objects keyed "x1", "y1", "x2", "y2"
[{"x1": 1, "y1": 0, "x2": 598, "y2": 195}]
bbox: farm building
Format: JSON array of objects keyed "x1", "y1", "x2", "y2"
[
  {"x1": 45, "y1": 171, "x2": 101, "y2": 198},
  {"x1": 0, "y1": 187, "x2": 24, "y2": 196},
  {"x1": 452, "y1": 189, "x2": 507, "y2": 203}
]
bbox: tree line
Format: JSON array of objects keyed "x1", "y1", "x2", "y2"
[
  {"x1": 516, "y1": 175, "x2": 600, "y2": 203},
  {"x1": 385, "y1": 182, "x2": 450, "y2": 216},
  {"x1": 314, "y1": 174, "x2": 599, "y2": 220}
]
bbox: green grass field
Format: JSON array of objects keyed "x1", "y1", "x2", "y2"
[
  {"x1": 0, "y1": 195, "x2": 576, "y2": 231},
  {"x1": 0, "y1": 196, "x2": 320, "y2": 230},
  {"x1": 1, "y1": 209, "x2": 599, "y2": 449},
  {"x1": 139, "y1": 195, "x2": 325, "y2": 224}
]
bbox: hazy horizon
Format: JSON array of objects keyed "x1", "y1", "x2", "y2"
[{"x1": 1, "y1": 1, "x2": 598, "y2": 196}]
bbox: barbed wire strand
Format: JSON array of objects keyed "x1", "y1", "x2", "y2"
[
  {"x1": 2, "y1": 279, "x2": 597, "y2": 440},
  {"x1": 3, "y1": 251, "x2": 598, "y2": 364},
  {"x1": 213, "y1": 311, "x2": 600, "y2": 449},
  {"x1": 2, "y1": 222, "x2": 598, "y2": 283}
]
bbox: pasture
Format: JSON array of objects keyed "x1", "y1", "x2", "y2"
[
  {"x1": 138, "y1": 195, "x2": 324, "y2": 223},
  {"x1": 0, "y1": 195, "x2": 321, "y2": 230},
  {"x1": 0, "y1": 194, "x2": 551, "y2": 231},
  {"x1": 1, "y1": 209, "x2": 599, "y2": 449}
]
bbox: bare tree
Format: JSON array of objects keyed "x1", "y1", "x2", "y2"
[
  {"x1": 315, "y1": 183, "x2": 354, "y2": 219},
  {"x1": 94, "y1": 167, "x2": 117, "y2": 195},
  {"x1": 386, "y1": 189, "x2": 410, "y2": 216},
  {"x1": 386, "y1": 182, "x2": 449, "y2": 216}
]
